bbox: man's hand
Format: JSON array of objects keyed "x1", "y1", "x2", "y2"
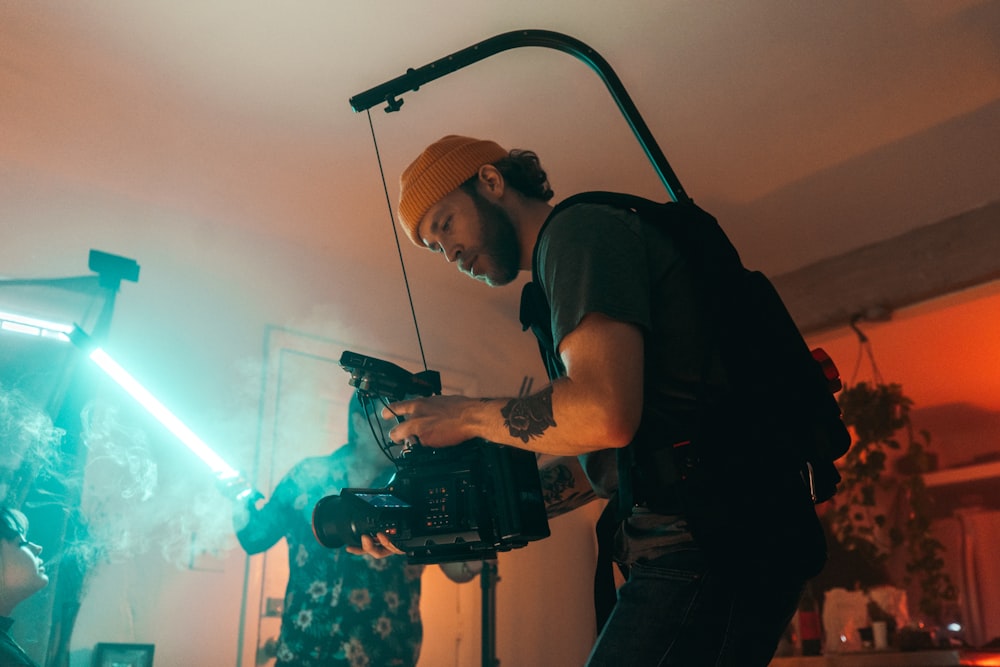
[
  {"x1": 346, "y1": 532, "x2": 406, "y2": 559},
  {"x1": 383, "y1": 395, "x2": 482, "y2": 448}
]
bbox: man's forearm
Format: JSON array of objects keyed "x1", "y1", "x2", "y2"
[
  {"x1": 538, "y1": 455, "x2": 597, "y2": 518},
  {"x1": 386, "y1": 376, "x2": 638, "y2": 456},
  {"x1": 488, "y1": 378, "x2": 636, "y2": 455}
]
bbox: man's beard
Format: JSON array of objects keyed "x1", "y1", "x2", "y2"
[{"x1": 471, "y1": 190, "x2": 520, "y2": 287}]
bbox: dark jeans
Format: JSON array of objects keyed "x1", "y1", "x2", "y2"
[{"x1": 586, "y1": 546, "x2": 803, "y2": 667}]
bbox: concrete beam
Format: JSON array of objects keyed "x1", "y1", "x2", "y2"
[{"x1": 772, "y1": 200, "x2": 1000, "y2": 335}]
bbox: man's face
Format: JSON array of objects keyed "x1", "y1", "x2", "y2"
[{"x1": 417, "y1": 185, "x2": 520, "y2": 287}]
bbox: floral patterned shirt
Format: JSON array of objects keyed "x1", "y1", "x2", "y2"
[{"x1": 236, "y1": 445, "x2": 424, "y2": 667}]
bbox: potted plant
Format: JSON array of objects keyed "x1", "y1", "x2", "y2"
[{"x1": 824, "y1": 381, "x2": 957, "y2": 626}]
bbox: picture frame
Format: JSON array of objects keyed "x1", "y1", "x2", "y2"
[{"x1": 92, "y1": 642, "x2": 155, "y2": 667}]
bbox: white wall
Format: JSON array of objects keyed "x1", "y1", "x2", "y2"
[{"x1": 2, "y1": 167, "x2": 604, "y2": 667}]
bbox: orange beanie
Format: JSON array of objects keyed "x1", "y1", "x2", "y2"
[{"x1": 398, "y1": 135, "x2": 508, "y2": 245}]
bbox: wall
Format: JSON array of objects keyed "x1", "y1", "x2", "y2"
[
  {"x1": 54, "y1": 271, "x2": 1000, "y2": 662},
  {"x1": 805, "y1": 281, "x2": 1000, "y2": 647},
  {"x1": 2, "y1": 169, "x2": 603, "y2": 667}
]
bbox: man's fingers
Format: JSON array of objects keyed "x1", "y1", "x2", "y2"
[{"x1": 383, "y1": 401, "x2": 411, "y2": 420}]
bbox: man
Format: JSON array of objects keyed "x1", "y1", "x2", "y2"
[
  {"x1": 232, "y1": 390, "x2": 476, "y2": 667},
  {"x1": 357, "y1": 135, "x2": 808, "y2": 665}
]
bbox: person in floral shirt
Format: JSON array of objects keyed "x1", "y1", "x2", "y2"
[{"x1": 233, "y1": 392, "x2": 475, "y2": 667}]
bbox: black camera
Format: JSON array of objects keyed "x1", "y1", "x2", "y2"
[{"x1": 311, "y1": 352, "x2": 550, "y2": 564}]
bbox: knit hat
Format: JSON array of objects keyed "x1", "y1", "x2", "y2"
[{"x1": 398, "y1": 135, "x2": 509, "y2": 245}]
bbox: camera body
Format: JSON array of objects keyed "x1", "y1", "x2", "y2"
[{"x1": 311, "y1": 351, "x2": 550, "y2": 564}]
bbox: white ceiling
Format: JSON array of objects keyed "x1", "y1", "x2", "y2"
[
  {"x1": 2, "y1": 2, "x2": 1000, "y2": 391},
  {"x1": 4, "y1": 0, "x2": 998, "y2": 268}
]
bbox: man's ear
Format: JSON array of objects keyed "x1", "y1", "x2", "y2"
[{"x1": 477, "y1": 164, "x2": 504, "y2": 198}]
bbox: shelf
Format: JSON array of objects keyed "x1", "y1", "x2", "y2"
[
  {"x1": 770, "y1": 650, "x2": 961, "y2": 666},
  {"x1": 924, "y1": 461, "x2": 1000, "y2": 488}
]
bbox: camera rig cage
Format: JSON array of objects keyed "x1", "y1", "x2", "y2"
[{"x1": 311, "y1": 351, "x2": 550, "y2": 564}]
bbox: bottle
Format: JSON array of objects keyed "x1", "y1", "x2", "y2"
[{"x1": 798, "y1": 583, "x2": 823, "y2": 656}]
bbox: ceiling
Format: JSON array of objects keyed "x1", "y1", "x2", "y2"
[
  {"x1": 3, "y1": 0, "x2": 998, "y2": 268},
  {"x1": 2, "y1": 2, "x2": 999, "y2": 411}
]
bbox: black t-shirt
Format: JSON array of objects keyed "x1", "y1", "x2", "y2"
[{"x1": 533, "y1": 201, "x2": 727, "y2": 498}]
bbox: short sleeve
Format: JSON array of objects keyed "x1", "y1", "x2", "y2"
[{"x1": 536, "y1": 203, "x2": 651, "y2": 353}]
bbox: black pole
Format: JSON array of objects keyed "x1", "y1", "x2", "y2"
[
  {"x1": 480, "y1": 560, "x2": 498, "y2": 667},
  {"x1": 349, "y1": 29, "x2": 690, "y2": 204}
]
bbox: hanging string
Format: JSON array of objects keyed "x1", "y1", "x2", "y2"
[
  {"x1": 848, "y1": 315, "x2": 883, "y2": 386},
  {"x1": 365, "y1": 109, "x2": 429, "y2": 372}
]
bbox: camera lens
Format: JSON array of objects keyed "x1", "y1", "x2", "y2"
[{"x1": 312, "y1": 495, "x2": 350, "y2": 548}]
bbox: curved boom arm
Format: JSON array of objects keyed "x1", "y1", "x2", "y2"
[{"x1": 349, "y1": 29, "x2": 690, "y2": 204}]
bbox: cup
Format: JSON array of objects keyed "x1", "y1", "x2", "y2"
[{"x1": 873, "y1": 621, "x2": 889, "y2": 650}]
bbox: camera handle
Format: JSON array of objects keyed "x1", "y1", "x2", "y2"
[{"x1": 349, "y1": 29, "x2": 690, "y2": 205}]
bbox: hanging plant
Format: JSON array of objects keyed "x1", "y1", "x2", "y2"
[
  {"x1": 830, "y1": 380, "x2": 957, "y2": 623},
  {"x1": 895, "y1": 431, "x2": 957, "y2": 623}
]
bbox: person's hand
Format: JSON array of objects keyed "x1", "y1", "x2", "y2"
[
  {"x1": 346, "y1": 532, "x2": 406, "y2": 559},
  {"x1": 383, "y1": 395, "x2": 481, "y2": 448},
  {"x1": 217, "y1": 473, "x2": 262, "y2": 505},
  {"x1": 228, "y1": 485, "x2": 264, "y2": 533}
]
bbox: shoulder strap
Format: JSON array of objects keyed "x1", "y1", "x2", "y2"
[
  {"x1": 548, "y1": 191, "x2": 745, "y2": 279},
  {"x1": 533, "y1": 191, "x2": 672, "y2": 282},
  {"x1": 524, "y1": 191, "x2": 669, "y2": 371},
  {"x1": 525, "y1": 191, "x2": 763, "y2": 516},
  {"x1": 549, "y1": 190, "x2": 664, "y2": 218}
]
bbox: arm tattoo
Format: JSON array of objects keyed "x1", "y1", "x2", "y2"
[
  {"x1": 501, "y1": 386, "x2": 557, "y2": 443},
  {"x1": 539, "y1": 462, "x2": 597, "y2": 518}
]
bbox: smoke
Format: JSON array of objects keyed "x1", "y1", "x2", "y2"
[
  {"x1": 80, "y1": 401, "x2": 158, "y2": 503},
  {"x1": 0, "y1": 377, "x2": 245, "y2": 576},
  {"x1": 56, "y1": 397, "x2": 239, "y2": 573},
  {"x1": 0, "y1": 383, "x2": 65, "y2": 506}
]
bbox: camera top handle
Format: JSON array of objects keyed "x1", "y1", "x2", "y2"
[
  {"x1": 340, "y1": 351, "x2": 442, "y2": 402},
  {"x1": 348, "y1": 29, "x2": 690, "y2": 205}
]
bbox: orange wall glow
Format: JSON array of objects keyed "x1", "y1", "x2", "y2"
[{"x1": 809, "y1": 281, "x2": 1000, "y2": 414}]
